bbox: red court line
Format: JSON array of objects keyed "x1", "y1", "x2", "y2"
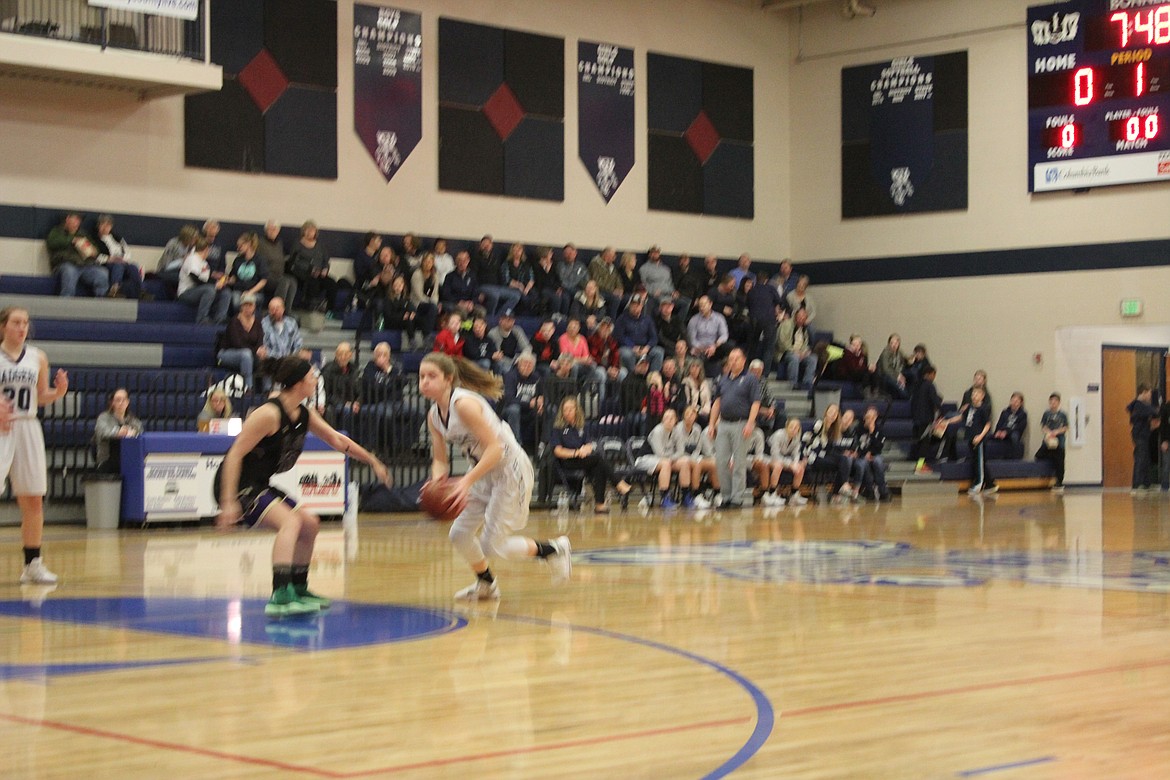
[
  {"x1": 780, "y1": 657, "x2": 1170, "y2": 719},
  {"x1": 340, "y1": 715, "x2": 753, "y2": 777},
  {"x1": 0, "y1": 711, "x2": 344, "y2": 778}
]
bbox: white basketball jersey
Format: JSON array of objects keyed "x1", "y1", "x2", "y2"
[
  {"x1": 430, "y1": 387, "x2": 522, "y2": 467},
  {"x1": 0, "y1": 345, "x2": 42, "y2": 420}
]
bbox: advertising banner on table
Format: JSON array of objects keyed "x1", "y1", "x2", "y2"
[
  {"x1": 578, "y1": 40, "x2": 634, "y2": 202},
  {"x1": 353, "y1": 4, "x2": 422, "y2": 182},
  {"x1": 88, "y1": 0, "x2": 199, "y2": 21},
  {"x1": 142, "y1": 451, "x2": 346, "y2": 521}
]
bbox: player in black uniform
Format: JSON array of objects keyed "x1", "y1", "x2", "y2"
[
  {"x1": 964, "y1": 386, "x2": 997, "y2": 497},
  {"x1": 216, "y1": 357, "x2": 389, "y2": 617}
]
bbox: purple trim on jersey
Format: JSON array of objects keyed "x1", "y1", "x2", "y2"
[{"x1": 241, "y1": 487, "x2": 295, "y2": 528}]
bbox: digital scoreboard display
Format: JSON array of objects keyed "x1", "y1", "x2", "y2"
[{"x1": 1028, "y1": 0, "x2": 1170, "y2": 192}]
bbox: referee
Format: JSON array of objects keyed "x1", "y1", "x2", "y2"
[{"x1": 707, "y1": 348, "x2": 761, "y2": 508}]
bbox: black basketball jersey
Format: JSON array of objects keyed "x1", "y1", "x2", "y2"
[{"x1": 221, "y1": 398, "x2": 308, "y2": 495}]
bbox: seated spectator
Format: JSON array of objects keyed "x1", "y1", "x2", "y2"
[
  {"x1": 156, "y1": 224, "x2": 199, "y2": 293},
  {"x1": 384, "y1": 273, "x2": 428, "y2": 351},
  {"x1": 746, "y1": 427, "x2": 773, "y2": 505},
  {"x1": 476, "y1": 238, "x2": 521, "y2": 315},
  {"x1": 361, "y1": 341, "x2": 401, "y2": 408},
  {"x1": 488, "y1": 309, "x2": 531, "y2": 376},
  {"x1": 660, "y1": 357, "x2": 683, "y2": 412},
  {"x1": 401, "y1": 232, "x2": 424, "y2": 270},
  {"x1": 825, "y1": 334, "x2": 876, "y2": 392},
  {"x1": 352, "y1": 231, "x2": 382, "y2": 294},
  {"x1": 227, "y1": 232, "x2": 268, "y2": 312},
  {"x1": 321, "y1": 341, "x2": 360, "y2": 424},
  {"x1": 654, "y1": 298, "x2": 687, "y2": 358},
  {"x1": 201, "y1": 220, "x2": 226, "y2": 283},
  {"x1": 501, "y1": 353, "x2": 544, "y2": 450},
  {"x1": 728, "y1": 253, "x2": 755, "y2": 288},
  {"x1": 875, "y1": 333, "x2": 909, "y2": 399},
  {"x1": 614, "y1": 294, "x2": 664, "y2": 374},
  {"x1": 729, "y1": 277, "x2": 755, "y2": 347},
  {"x1": 531, "y1": 318, "x2": 561, "y2": 377},
  {"x1": 776, "y1": 308, "x2": 817, "y2": 388},
  {"x1": 408, "y1": 252, "x2": 441, "y2": 343},
  {"x1": 258, "y1": 220, "x2": 297, "y2": 307},
  {"x1": 91, "y1": 214, "x2": 146, "y2": 299},
  {"x1": 299, "y1": 347, "x2": 328, "y2": 416},
  {"x1": 432, "y1": 311, "x2": 465, "y2": 357},
  {"x1": 616, "y1": 251, "x2": 642, "y2": 310},
  {"x1": 262, "y1": 297, "x2": 303, "y2": 359},
  {"x1": 197, "y1": 388, "x2": 235, "y2": 431},
  {"x1": 549, "y1": 396, "x2": 632, "y2": 512},
  {"x1": 501, "y1": 243, "x2": 538, "y2": 315},
  {"x1": 93, "y1": 388, "x2": 143, "y2": 471},
  {"x1": 803, "y1": 403, "x2": 852, "y2": 499},
  {"x1": 748, "y1": 359, "x2": 780, "y2": 435},
  {"x1": 178, "y1": 238, "x2": 231, "y2": 325},
  {"x1": 361, "y1": 341, "x2": 421, "y2": 453},
  {"x1": 587, "y1": 317, "x2": 625, "y2": 397},
  {"x1": 697, "y1": 254, "x2": 722, "y2": 299},
  {"x1": 675, "y1": 253, "x2": 704, "y2": 315},
  {"x1": 786, "y1": 274, "x2": 816, "y2": 322},
  {"x1": 588, "y1": 246, "x2": 623, "y2": 316},
  {"x1": 686, "y1": 295, "x2": 731, "y2": 375},
  {"x1": 671, "y1": 405, "x2": 719, "y2": 508},
  {"x1": 432, "y1": 238, "x2": 454, "y2": 284},
  {"x1": 558, "y1": 317, "x2": 599, "y2": 383},
  {"x1": 672, "y1": 339, "x2": 691, "y2": 375},
  {"x1": 570, "y1": 279, "x2": 608, "y2": 332},
  {"x1": 440, "y1": 250, "x2": 478, "y2": 311},
  {"x1": 557, "y1": 243, "x2": 589, "y2": 301},
  {"x1": 773, "y1": 258, "x2": 798, "y2": 302},
  {"x1": 286, "y1": 220, "x2": 335, "y2": 311},
  {"x1": 992, "y1": 392, "x2": 1028, "y2": 459},
  {"x1": 644, "y1": 371, "x2": 667, "y2": 431},
  {"x1": 639, "y1": 244, "x2": 678, "y2": 309},
  {"x1": 858, "y1": 406, "x2": 891, "y2": 501},
  {"x1": 462, "y1": 316, "x2": 494, "y2": 370},
  {"x1": 636, "y1": 408, "x2": 692, "y2": 508},
  {"x1": 707, "y1": 274, "x2": 738, "y2": 323},
  {"x1": 532, "y1": 246, "x2": 567, "y2": 317},
  {"x1": 619, "y1": 356, "x2": 652, "y2": 432},
  {"x1": 681, "y1": 358, "x2": 714, "y2": 425},
  {"x1": 902, "y1": 342, "x2": 933, "y2": 391},
  {"x1": 46, "y1": 212, "x2": 109, "y2": 298},
  {"x1": 833, "y1": 408, "x2": 868, "y2": 500},
  {"x1": 217, "y1": 293, "x2": 266, "y2": 390},
  {"x1": 763, "y1": 417, "x2": 808, "y2": 506}
]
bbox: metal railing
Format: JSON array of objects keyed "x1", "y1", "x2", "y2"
[{"x1": 0, "y1": 0, "x2": 205, "y2": 60}]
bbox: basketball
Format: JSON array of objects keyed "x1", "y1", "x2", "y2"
[{"x1": 420, "y1": 477, "x2": 463, "y2": 521}]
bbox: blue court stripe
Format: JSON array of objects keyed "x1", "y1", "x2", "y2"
[
  {"x1": 491, "y1": 612, "x2": 774, "y2": 779},
  {"x1": 956, "y1": 756, "x2": 1057, "y2": 776}
]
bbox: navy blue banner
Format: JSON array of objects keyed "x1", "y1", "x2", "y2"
[
  {"x1": 841, "y1": 51, "x2": 968, "y2": 218},
  {"x1": 354, "y1": 5, "x2": 422, "y2": 182},
  {"x1": 578, "y1": 41, "x2": 635, "y2": 202}
]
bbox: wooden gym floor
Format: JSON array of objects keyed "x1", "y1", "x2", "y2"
[{"x1": 1, "y1": 489, "x2": 1169, "y2": 779}]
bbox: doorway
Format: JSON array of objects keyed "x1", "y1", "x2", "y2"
[{"x1": 1101, "y1": 346, "x2": 1166, "y2": 488}]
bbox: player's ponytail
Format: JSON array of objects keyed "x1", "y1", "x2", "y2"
[{"x1": 421, "y1": 353, "x2": 504, "y2": 401}]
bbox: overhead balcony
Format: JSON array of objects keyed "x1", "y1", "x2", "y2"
[{"x1": 0, "y1": 0, "x2": 220, "y2": 99}]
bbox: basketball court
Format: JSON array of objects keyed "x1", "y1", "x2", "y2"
[{"x1": 2, "y1": 491, "x2": 1169, "y2": 778}]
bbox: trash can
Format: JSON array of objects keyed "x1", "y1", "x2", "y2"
[{"x1": 84, "y1": 475, "x2": 122, "y2": 530}]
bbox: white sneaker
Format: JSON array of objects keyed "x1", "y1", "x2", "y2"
[
  {"x1": 761, "y1": 493, "x2": 782, "y2": 507},
  {"x1": 983, "y1": 485, "x2": 999, "y2": 495},
  {"x1": 20, "y1": 557, "x2": 58, "y2": 585},
  {"x1": 454, "y1": 579, "x2": 500, "y2": 601},
  {"x1": 967, "y1": 486, "x2": 982, "y2": 496},
  {"x1": 692, "y1": 493, "x2": 711, "y2": 509},
  {"x1": 789, "y1": 493, "x2": 808, "y2": 506},
  {"x1": 550, "y1": 536, "x2": 572, "y2": 584},
  {"x1": 712, "y1": 493, "x2": 724, "y2": 508}
]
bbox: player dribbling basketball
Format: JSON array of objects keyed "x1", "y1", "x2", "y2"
[{"x1": 419, "y1": 353, "x2": 570, "y2": 601}]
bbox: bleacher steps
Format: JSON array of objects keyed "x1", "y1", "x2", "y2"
[
  {"x1": 4, "y1": 293, "x2": 138, "y2": 322},
  {"x1": 39, "y1": 341, "x2": 162, "y2": 367}
]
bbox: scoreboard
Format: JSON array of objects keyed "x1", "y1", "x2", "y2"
[{"x1": 1028, "y1": 0, "x2": 1170, "y2": 192}]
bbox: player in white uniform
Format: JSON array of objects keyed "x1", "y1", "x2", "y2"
[
  {"x1": 0, "y1": 307, "x2": 68, "y2": 585},
  {"x1": 419, "y1": 352, "x2": 571, "y2": 601}
]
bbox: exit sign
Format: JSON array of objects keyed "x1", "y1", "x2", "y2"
[{"x1": 1120, "y1": 299, "x2": 1143, "y2": 318}]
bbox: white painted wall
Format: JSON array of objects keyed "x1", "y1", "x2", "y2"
[{"x1": 0, "y1": 0, "x2": 791, "y2": 261}]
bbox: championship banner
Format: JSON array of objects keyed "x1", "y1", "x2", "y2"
[
  {"x1": 578, "y1": 40, "x2": 634, "y2": 202},
  {"x1": 354, "y1": 5, "x2": 422, "y2": 182},
  {"x1": 88, "y1": 0, "x2": 199, "y2": 21},
  {"x1": 841, "y1": 51, "x2": 968, "y2": 218}
]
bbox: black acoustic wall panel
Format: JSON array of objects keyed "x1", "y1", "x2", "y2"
[
  {"x1": 185, "y1": 0, "x2": 337, "y2": 179},
  {"x1": 647, "y1": 53, "x2": 753, "y2": 219},
  {"x1": 439, "y1": 18, "x2": 564, "y2": 201}
]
